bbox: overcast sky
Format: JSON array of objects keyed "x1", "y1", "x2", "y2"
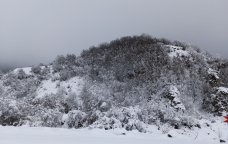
[{"x1": 0, "y1": 0, "x2": 228, "y2": 66}]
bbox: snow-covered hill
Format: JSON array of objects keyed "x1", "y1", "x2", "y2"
[{"x1": 0, "y1": 35, "x2": 228, "y2": 142}]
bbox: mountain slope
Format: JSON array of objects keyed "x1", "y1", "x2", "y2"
[{"x1": 0, "y1": 35, "x2": 228, "y2": 134}]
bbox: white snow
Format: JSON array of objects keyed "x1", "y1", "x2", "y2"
[
  {"x1": 100, "y1": 102, "x2": 107, "y2": 108},
  {"x1": 166, "y1": 45, "x2": 189, "y2": 58},
  {"x1": 36, "y1": 79, "x2": 59, "y2": 98},
  {"x1": 8, "y1": 100, "x2": 17, "y2": 109},
  {"x1": 169, "y1": 85, "x2": 180, "y2": 96},
  {"x1": 61, "y1": 114, "x2": 69, "y2": 124},
  {"x1": 13, "y1": 67, "x2": 32, "y2": 75},
  {"x1": 208, "y1": 68, "x2": 219, "y2": 79},
  {"x1": 0, "y1": 119, "x2": 228, "y2": 144},
  {"x1": 217, "y1": 87, "x2": 228, "y2": 94},
  {"x1": 36, "y1": 77, "x2": 84, "y2": 98},
  {"x1": 60, "y1": 77, "x2": 84, "y2": 95}
]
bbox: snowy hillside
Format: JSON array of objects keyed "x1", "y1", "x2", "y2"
[
  {"x1": 1, "y1": 35, "x2": 228, "y2": 143},
  {"x1": 36, "y1": 77, "x2": 84, "y2": 98}
]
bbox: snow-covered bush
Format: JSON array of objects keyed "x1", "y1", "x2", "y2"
[
  {"x1": 204, "y1": 87, "x2": 228, "y2": 116},
  {"x1": 39, "y1": 109, "x2": 62, "y2": 127},
  {"x1": 164, "y1": 85, "x2": 185, "y2": 112},
  {"x1": 17, "y1": 69, "x2": 27, "y2": 80},
  {"x1": 0, "y1": 98, "x2": 28, "y2": 126},
  {"x1": 62, "y1": 110, "x2": 86, "y2": 128},
  {"x1": 63, "y1": 93, "x2": 80, "y2": 112},
  {"x1": 89, "y1": 107, "x2": 148, "y2": 132},
  {"x1": 31, "y1": 66, "x2": 42, "y2": 74}
]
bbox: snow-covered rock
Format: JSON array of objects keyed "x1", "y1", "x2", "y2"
[
  {"x1": 217, "y1": 87, "x2": 228, "y2": 95},
  {"x1": 13, "y1": 67, "x2": 32, "y2": 75},
  {"x1": 166, "y1": 45, "x2": 189, "y2": 58},
  {"x1": 208, "y1": 68, "x2": 219, "y2": 79}
]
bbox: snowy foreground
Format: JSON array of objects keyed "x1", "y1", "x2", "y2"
[{"x1": 0, "y1": 120, "x2": 228, "y2": 144}]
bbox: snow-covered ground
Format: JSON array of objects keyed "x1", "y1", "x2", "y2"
[
  {"x1": 0, "y1": 121, "x2": 228, "y2": 144},
  {"x1": 36, "y1": 77, "x2": 84, "y2": 98}
]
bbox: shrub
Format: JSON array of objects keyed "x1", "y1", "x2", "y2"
[{"x1": 31, "y1": 66, "x2": 42, "y2": 74}]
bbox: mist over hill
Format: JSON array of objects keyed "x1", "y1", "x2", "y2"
[
  {"x1": 0, "y1": 35, "x2": 228, "y2": 133},
  {"x1": 0, "y1": 65, "x2": 17, "y2": 73}
]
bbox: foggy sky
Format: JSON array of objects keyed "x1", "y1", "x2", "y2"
[{"x1": 0, "y1": 0, "x2": 228, "y2": 67}]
